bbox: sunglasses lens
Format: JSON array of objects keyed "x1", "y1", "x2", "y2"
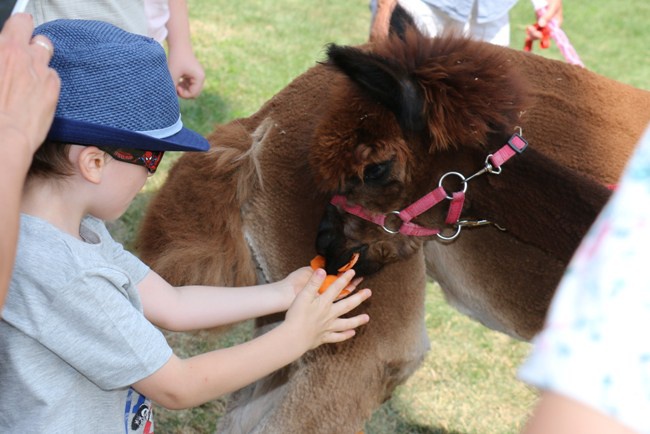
[
  {"x1": 138, "y1": 150, "x2": 164, "y2": 174},
  {"x1": 101, "y1": 148, "x2": 164, "y2": 174}
]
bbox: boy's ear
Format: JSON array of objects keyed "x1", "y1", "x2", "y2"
[{"x1": 76, "y1": 146, "x2": 106, "y2": 184}]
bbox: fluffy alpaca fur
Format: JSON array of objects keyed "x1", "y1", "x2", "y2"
[
  {"x1": 138, "y1": 64, "x2": 430, "y2": 433},
  {"x1": 136, "y1": 14, "x2": 650, "y2": 434},
  {"x1": 314, "y1": 24, "x2": 649, "y2": 339}
]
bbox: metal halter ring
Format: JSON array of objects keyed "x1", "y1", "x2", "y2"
[
  {"x1": 436, "y1": 224, "x2": 462, "y2": 241},
  {"x1": 438, "y1": 171, "x2": 468, "y2": 200},
  {"x1": 381, "y1": 210, "x2": 402, "y2": 234}
]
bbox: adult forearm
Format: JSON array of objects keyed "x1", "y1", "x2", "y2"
[
  {"x1": 0, "y1": 132, "x2": 33, "y2": 304},
  {"x1": 165, "y1": 0, "x2": 192, "y2": 51}
]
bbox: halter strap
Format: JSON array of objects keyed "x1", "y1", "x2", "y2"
[{"x1": 331, "y1": 132, "x2": 528, "y2": 241}]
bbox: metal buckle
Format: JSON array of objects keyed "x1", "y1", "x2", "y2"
[
  {"x1": 508, "y1": 133, "x2": 528, "y2": 154},
  {"x1": 438, "y1": 171, "x2": 468, "y2": 200},
  {"x1": 381, "y1": 210, "x2": 402, "y2": 234}
]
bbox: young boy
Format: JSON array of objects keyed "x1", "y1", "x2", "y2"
[{"x1": 0, "y1": 20, "x2": 371, "y2": 432}]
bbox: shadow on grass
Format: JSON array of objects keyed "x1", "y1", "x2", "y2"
[
  {"x1": 180, "y1": 88, "x2": 232, "y2": 136},
  {"x1": 367, "y1": 399, "x2": 466, "y2": 434}
]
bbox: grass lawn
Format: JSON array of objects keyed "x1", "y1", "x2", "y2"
[{"x1": 112, "y1": 1, "x2": 649, "y2": 432}]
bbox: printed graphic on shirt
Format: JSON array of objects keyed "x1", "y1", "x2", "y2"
[{"x1": 124, "y1": 388, "x2": 154, "y2": 433}]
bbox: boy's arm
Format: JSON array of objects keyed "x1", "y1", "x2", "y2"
[
  {"x1": 133, "y1": 270, "x2": 371, "y2": 409},
  {"x1": 138, "y1": 267, "x2": 315, "y2": 331}
]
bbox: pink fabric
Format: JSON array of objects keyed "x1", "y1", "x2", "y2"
[
  {"x1": 534, "y1": 4, "x2": 585, "y2": 67},
  {"x1": 144, "y1": 0, "x2": 170, "y2": 43},
  {"x1": 400, "y1": 186, "x2": 447, "y2": 222},
  {"x1": 399, "y1": 222, "x2": 440, "y2": 236},
  {"x1": 330, "y1": 195, "x2": 386, "y2": 227},
  {"x1": 331, "y1": 134, "x2": 527, "y2": 238},
  {"x1": 445, "y1": 192, "x2": 465, "y2": 225},
  {"x1": 491, "y1": 133, "x2": 527, "y2": 168}
]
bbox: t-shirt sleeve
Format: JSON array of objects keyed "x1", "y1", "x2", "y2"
[
  {"x1": 6, "y1": 269, "x2": 172, "y2": 390},
  {"x1": 89, "y1": 217, "x2": 150, "y2": 284}
]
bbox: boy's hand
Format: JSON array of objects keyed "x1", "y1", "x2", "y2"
[
  {"x1": 284, "y1": 268, "x2": 371, "y2": 350},
  {"x1": 282, "y1": 266, "x2": 364, "y2": 304}
]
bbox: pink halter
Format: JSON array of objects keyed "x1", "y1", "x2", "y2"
[{"x1": 331, "y1": 133, "x2": 528, "y2": 241}]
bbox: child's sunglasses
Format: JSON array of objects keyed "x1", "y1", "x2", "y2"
[{"x1": 99, "y1": 147, "x2": 164, "y2": 174}]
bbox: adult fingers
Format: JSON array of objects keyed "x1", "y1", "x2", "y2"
[
  {"x1": 538, "y1": 0, "x2": 563, "y2": 27},
  {"x1": 176, "y1": 74, "x2": 204, "y2": 99},
  {"x1": 30, "y1": 35, "x2": 54, "y2": 64},
  {"x1": 1, "y1": 13, "x2": 34, "y2": 41},
  {"x1": 526, "y1": 24, "x2": 543, "y2": 41}
]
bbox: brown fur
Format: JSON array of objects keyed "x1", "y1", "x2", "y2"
[
  {"x1": 138, "y1": 65, "x2": 430, "y2": 433},
  {"x1": 313, "y1": 28, "x2": 649, "y2": 339},
  {"x1": 136, "y1": 23, "x2": 650, "y2": 434}
]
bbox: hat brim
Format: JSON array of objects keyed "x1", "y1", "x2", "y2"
[{"x1": 48, "y1": 117, "x2": 210, "y2": 152}]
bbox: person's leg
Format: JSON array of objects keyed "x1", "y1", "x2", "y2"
[
  {"x1": 466, "y1": 2, "x2": 510, "y2": 46},
  {"x1": 397, "y1": 0, "x2": 465, "y2": 38}
]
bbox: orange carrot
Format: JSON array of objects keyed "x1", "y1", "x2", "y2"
[{"x1": 310, "y1": 253, "x2": 359, "y2": 297}]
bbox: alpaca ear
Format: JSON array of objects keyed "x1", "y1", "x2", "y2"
[
  {"x1": 369, "y1": 0, "x2": 419, "y2": 42},
  {"x1": 389, "y1": 3, "x2": 419, "y2": 40},
  {"x1": 325, "y1": 43, "x2": 426, "y2": 138}
]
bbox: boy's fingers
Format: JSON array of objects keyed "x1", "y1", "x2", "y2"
[
  {"x1": 321, "y1": 269, "x2": 356, "y2": 301},
  {"x1": 324, "y1": 313, "x2": 371, "y2": 343},
  {"x1": 303, "y1": 268, "x2": 327, "y2": 296},
  {"x1": 333, "y1": 314, "x2": 370, "y2": 332},
  {"x1": 346, "y1": 276, "x2": 363, "y2": 290},
  {"x1": 324, "y1": 330, "x2": 356, "y2": 344},
  {"x1": 335, "y1": 288, "x2": 371, "y2": 313}
]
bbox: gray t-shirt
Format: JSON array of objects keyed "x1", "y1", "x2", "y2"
[
  {"x1": 26, "y1": 0, "x2": 148, "y2": 36},
  {"x1": 0, "y1": 215, "x2": 172, "y2": 433}
]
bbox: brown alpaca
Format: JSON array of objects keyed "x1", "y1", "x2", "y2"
[
  {"x1": 313, "y1": 22, "x2": 648, "y2": 340},
  {"x1": 137, "y1": 11, "x2": 650, "y2": 434}
]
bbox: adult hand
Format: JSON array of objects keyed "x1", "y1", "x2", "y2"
[
  {"x1": 167, "y1": 48, "x2": 205, "y2": 99},
  {"x1": 0, "y1": 13, "x2": 60, "y2": 156},
  {"x1": 527, "y1": 0, "x2": 563, "y2": 41}
]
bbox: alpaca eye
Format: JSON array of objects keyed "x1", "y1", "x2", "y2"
[{"x1": 363, "y1": 161, "x2": 392, "y2": 184}]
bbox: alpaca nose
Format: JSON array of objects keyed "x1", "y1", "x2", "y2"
[
  {"x1": 316, "y1": 204, "x2": 347, "y2": 274},
  {"x1": 316, "y1": 205, "x2": 383, "y2": 277}
]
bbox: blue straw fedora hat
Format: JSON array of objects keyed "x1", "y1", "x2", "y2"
[{"x1": 34, "y1": 19, "x2": 209, "y2": 152}]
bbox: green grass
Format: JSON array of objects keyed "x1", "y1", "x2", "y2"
[{"x1": 112, "y1": 0, "x2": 649, "y2": 432}]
